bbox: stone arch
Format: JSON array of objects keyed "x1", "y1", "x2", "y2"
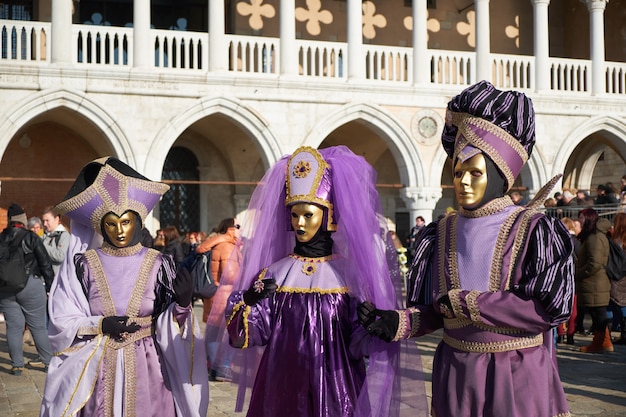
[
  {"x1": 301, "y1": 102, "x2": 426, "y2": 188},
  {"x1": 554, "y1": 116, "x2": 626, "y2": 190},
  {"x1": 0, "y1": 88, "x2": 134, "y2": 165},
  {"x1": 145, "y1": 96, "x2": 283, "y2": 180}
]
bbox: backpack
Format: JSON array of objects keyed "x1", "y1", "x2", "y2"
[
  {"x1": 605, "y1": 238, "x2": 626, "y2": 281},
  {"x1": 0, "y1": 230, "x2": 29, "y2": 293},
  {"x1": 182, "y1": 251, "x2": 218, "y2": 299}
]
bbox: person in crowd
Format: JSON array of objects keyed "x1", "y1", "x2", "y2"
[
  {"x1": 609, "y1": 212, "x2": 626, "y2": 344},
  {"x1": 0, "y1": 204, "x2": 55, "y2": 375},
  {"x1": 358, "y1": 81, "x2": 574, "y2": 417},
  {"x1": 575, "y1": 189, "x2": 594, "y2": 207},
  {"x1": 575, "y1": 208, "x2": 613, "y2": 353},
  {"x1": 225, "y1": 146, "x2": 412, "y2": 417},
  {"x1": 140, "y1": 226, "x2": 154, "y2": 248},
  {"x1": 162, "y1": 225, "x2": 185, "y2": 267},
  {"x1": 509, "y1": 190, "x2": 528, "y2": 205},
  {"x1": 595, "y1": 184, "x2": 619, "y2": 205},
  {"x1": 27, "y1": 217, "x2": 44, "y2": 237},
  {"x1": 407, "y1": 215, "x2": 425, "y2": 259},
  {"x1": 41, "y1": 206, "x2": 70, "y2": 278},
  {"x1": 543, "y1": 197, "x2": 558, "y2": 217},
  {"x1": 556, "y1": 217, "x2": 581, "y2": 345},
  {"x1": 153, "y1": 229, "x2": 166, "y2": 251},
  {"x1": 196, "y1": 218, "x2": 242, "y2": 382},
  {"x1": 40, "y1": 157, "x2": 208, "y2": 417}
]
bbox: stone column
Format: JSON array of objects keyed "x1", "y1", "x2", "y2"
[
  {"x1": 133, "y1": 0, "x2": 151, "y2": 68},
  {"x1": 400, "y1": 186, "x2": 443, "y2": 224},
  {"x1": 412, "y1": 0, "x2": 429, "y2": 85},
  {"x1": 280, "y1": 0, "x2": 297, "y2": 75},
  {"x1": 51, "y1": 0, "x2": 73, "y2": 63},
  {"x1": 583, "y1": 0, "x2": 608, "y2": 95},
  {"x1": 475, "y1": 0, "x2": 491, "y2": 82},
  {"x1": 531, "y1": 0, "x2": 551, "y2": 91},
  {"x1": 209, "y1": 0, "x2": 227, "y2": 72},
  {"x1": 347, "y1": 0, "x2": 364, "y2": 80}
]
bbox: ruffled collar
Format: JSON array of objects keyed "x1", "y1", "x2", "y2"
[{"x1": 458, "y1": 196, "x2": 515, "y2": 218}]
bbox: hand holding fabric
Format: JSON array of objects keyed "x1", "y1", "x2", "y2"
[
  {"x1": 101, "y1": 316, "x2": 141, "y2": 341},
  {"x1": 243, "y1": 278, "x2": 277, "y2": 306},
  {"x1": 173, "y1": 267, "x2": 193, "y2": 307}
]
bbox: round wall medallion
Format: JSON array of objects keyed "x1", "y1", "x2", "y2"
[{"x1": 411, "y1": 110, "x2": 441, "y2": 145}]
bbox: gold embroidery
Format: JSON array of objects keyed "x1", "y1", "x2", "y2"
[
  {"x1": 466, "y1": 290, "x2": 481, "y2": 322},
  {"x1": 124, "y1": 344, "x2": 137, "y2": 417},
  {"x1": 448, "y1": 288, "x2": 464, "y2": 318},
  {"x1": 442, "y1": 332, "x2": 543, "y2": 353},
  {"x1": 293, "y1": 160, "x2": 312, "y2": 178},
  {"x1": 289, "y1": 253, "x2": 333, "y2": 263},
  {"x1": 393, "y1": 310, "x2": 408, "y2": 342},
  {"x1": 103, "y1": 347, "x2": 116, "y2": 417},
  {"x1": 226, "y1": 301, "x2": 251, "y2": 349},
  {"x1": 437, "y1": 216, "x2": 451, "y2": 296},
  {"x1": 276, "y1": 286, "x2": 349, "y2": 294},
  {"x1": 100, "y1": 242, "x2": 143, "y2": 257},
  {"x1": 85, "y1": 250, "x2": 117, "y2": 317},
  {"x1": 458, "y1": 196, "x2": 514, "y2": 218},
  {"x1": 443, "y1": 317, "x2": 526, "y2": 334},
  {"x1": 126, "y1": 250, "x2": 158, "y2": 318},
  {"x1": 489, "y1": 207, "x2": 524, "y2": 292},
  {"x1": 302, "y1": 262, "x2": 317, "y2": 275},
  {"x1": 78, "y1": 325, "x2": 100, "y2": 336},
  {"x1": 505, "y1": 209, "x2": 535, "y2": 291}
]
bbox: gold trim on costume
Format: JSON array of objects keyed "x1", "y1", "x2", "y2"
[
  {"x1": 458, "y1": 196, "x2": 514, "y2": 218},
  {"x1": 276, "y1": 286, "x2": 349, "y2": 294},
  {"x1": 489, "y1": 206, "x2": 524, "y2": 292},
  {"x1": 289, "y1": 253, "x2": 333, "y2": 263},
  {"x1": 226, "y1": 301, "x2": 251, "y2": 349},
  {"x1": 85, "y1": 250, "x2": 117, "y2": 317},
  {"x1": 442, "y1": 332, "x2": 543, "y2": 353},
  {"x1": 466, "y1": 290, "x2": 481, "y2": 322},
  {"x1": 443, "y1": 317, "x2": 528, "y2": 335},
  {"x1": 505, "y1": 209, "x2": 535, "y2": 291},
  {"x1": 393, "y1": 310, "x2": 408, "y2": 342},
  {"x1": 100, "y1": 242, "x2": 143, "y2": 257},
  {"x1": 408, "y1": 307, "x2": 421, "y2": 337},
  {"x1": 448, "y1": 288, "x2": 464, "y2": 318}
]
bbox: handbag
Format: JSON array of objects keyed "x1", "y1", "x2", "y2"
[{"x1": 605, "y1": 238, "x2": 626, "y2": 281}]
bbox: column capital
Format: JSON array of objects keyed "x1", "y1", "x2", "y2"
[
  {"x1": 400, "y1": 187, "x2": 443, "y2": 209},
  {"x1": 530, "y1": 0, "x2": 551, "y2": 5},
  {"x1": 581, "y1": 0, "x2": 609, "y2": 12}
]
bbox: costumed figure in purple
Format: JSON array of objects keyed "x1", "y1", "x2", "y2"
[
  {"x1": 40, "y1": 157, "x2": 208, "y2": 417},
  {"x1": 225, "y1": 146, "x2": 425, "y2": 417},
  {"x1": 358, "y1": 81, "x2": 575, "y2": 417}
]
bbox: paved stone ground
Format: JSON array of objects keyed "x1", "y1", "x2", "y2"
[{"x1": 1, "y1": 304, "x2": 625, "y2": 417}]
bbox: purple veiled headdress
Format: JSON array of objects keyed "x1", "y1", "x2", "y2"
[
  {"x1": 442, "y1": 80, "x2": 536, "y2": 191},
  {"x1": 55, "y1": 157, "x2": 170, "y2": 233},
  {"x1": 285, "y1": 146, "x2": 336, "y2": 230}
]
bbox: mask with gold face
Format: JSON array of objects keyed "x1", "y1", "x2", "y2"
[
  {"x1": 453, "y1": 153, "x2": 489, "y2": 209},
  {"x1": 101, "y1": 211, "x2": 138, "y2": 248},
  {"x1": 290, "y1": 203, "x2": 324, "y2": 243}
]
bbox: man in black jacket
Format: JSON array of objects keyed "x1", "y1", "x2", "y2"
[{"x1": 0, "y1": 203, "x2": 55, "y2": 375}]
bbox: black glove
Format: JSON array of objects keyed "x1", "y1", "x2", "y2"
[
  {"x1": 101, "y1": 316, "x2": 141, "y2": 341},
  {"x1": 366, "y1": 309, "x2": 400, "y2": 343},
  {"x1": 357, "y1": 301, "x2": 377, "y2": 328},
  {"x1": 173, "y1": 267, "x2": 193, "y2": 307},
  {"x1": 437, "y1": 294, "x2": 454, "y2": 319},
  {"x1": 243, "y1": 278, "x2": 278, "y2": 306}
]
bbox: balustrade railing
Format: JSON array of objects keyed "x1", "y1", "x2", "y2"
[
  {"x1": 0, "y1": 19, "x2": 49, "y2": 61},
  {"x1": 363, "y1": 44, "x2": 411, "y2": 82},
  {"x1": 297, "y1": 39, "x2": 346, "y2": 78},
  {"x1": 0, "y1": 20, "x2": 624, "y2": 97},
  {"x1": 550, "y1": 58, "x2": 590, "y2": 92},
  {"x1": 429, "y1": 50, "x2": 474, "y2": 86},
  {"x1": 491, "y1": 54, "x2": 533, "y2": 90},
  {"x1": 226, "y1": 34, "x2": 278, "y2": 74},
  {"x1": 74, "y1": 24, "x2": 132, "y2": 66}
]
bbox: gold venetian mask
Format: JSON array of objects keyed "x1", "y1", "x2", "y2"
[
  {"x1": 102, "y1": 211, "x2": 137, "y2": 248},
  {"x1": 290, "y1": 203, "x2": 324, "y2": 243},
  {"x1": 453, "y1": 153, "x2": 488, "y2": 209}
]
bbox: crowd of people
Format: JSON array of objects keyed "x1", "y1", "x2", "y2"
[{"x1": 0, "y1": 81, "x2": 625, "y2": 417}]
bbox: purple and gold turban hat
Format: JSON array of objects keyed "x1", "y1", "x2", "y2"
[
  {"x1": 442, "y1": 80, "x2": 536, "y2": 192},
  {"x1": 55, "y1": 157, "x2": 170, "y2": 234},
  {"x1": 285, "y1": 146, "x2": 336, "y2": 231}
]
